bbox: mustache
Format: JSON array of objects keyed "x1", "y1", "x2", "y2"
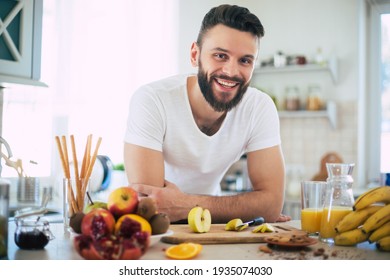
[{"x1": 211, "y1": 74, "x2": 244, "y2": 84}]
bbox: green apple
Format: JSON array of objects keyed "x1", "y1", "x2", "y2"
[
  {"x1": 188, "y1": 206, "x2": 211, "y2": 233},
  {"x1": 84, "y1": 201, "x2": 108, "y2": 214}
]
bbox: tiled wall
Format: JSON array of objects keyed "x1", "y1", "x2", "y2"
[{"x1": 281, "y1": 101, "x2": 358, "y2": 184}]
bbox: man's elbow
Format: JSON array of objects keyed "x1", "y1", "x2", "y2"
[{"x1": 264, "y1": 196, "x2": 284, "y2": 222}]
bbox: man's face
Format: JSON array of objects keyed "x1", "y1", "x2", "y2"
[{"x1": 193, "y1": 24, "x2": 259, "y2": 112}]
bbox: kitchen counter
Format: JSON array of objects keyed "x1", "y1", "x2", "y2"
[{"x1": 6, "y1": 219, "x2": 390, "y2": 260}]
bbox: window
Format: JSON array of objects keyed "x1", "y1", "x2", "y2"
[
  {"x1": 1, "y1": 0, "x2": 178, "y2": 180},
  {"x1": 365, "y1": 1, "x2": 390, "y2": 186},
  {"x1": 380, "y1": 14, "x2": 390, "y2": 173}
]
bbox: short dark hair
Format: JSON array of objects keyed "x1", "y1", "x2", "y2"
[{"x1": 196, "y1": 4, "x2": 264, "y2": 46}]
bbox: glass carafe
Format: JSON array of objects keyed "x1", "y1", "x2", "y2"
[{"x1": 319, "y1": 163, "x2": 355, "y2": 243}]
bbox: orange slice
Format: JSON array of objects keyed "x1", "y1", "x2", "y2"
[{"x1": 165, "y1": 242, "x2": 202, "y2": 260}]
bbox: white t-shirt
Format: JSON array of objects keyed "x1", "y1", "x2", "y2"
[{"x1": 124, "y1": 74, "x2": 281, "y2": 195}]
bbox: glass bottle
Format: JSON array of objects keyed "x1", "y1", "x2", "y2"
[{"x1": 319, "y1": 163, "x2": 355, "y2": 243}]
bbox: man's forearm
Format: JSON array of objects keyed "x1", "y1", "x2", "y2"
[{"x1": 177, "y1": 190, "x2": 284, "y2": 223}]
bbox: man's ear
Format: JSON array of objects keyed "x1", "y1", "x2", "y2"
[{"x1": 190, "y1": 42, "x2": 200, "y2": 67}]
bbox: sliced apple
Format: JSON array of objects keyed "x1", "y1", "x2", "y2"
[
  {"x1": 225, "y1": 218, "x2": 244, "y2": 231},
  {"x1": 252, "y1": 223, "x2": 275, "y2": 233},
  {"x1": 188, "y1": 206, "x2": 212, "y2": 233}
]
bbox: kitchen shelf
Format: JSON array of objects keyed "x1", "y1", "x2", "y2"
[
  {"x1": 254, "y1": 56, "x2": 338, "y2": 84},
  {"x1": 278, "y1": 100, "x2": 337, "y2": 129}
]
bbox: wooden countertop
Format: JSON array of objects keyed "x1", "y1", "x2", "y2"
[{"x1": 6, "y1": 219, "x2": 390, "y2": 260}]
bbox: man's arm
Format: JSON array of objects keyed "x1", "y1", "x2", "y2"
[
  {"x1": 124, "y1": 143, "x2": 165, "y2": 187},
  {"x1": 126, "y1": 142, "x2": 286, "y2": 223},
  {"x1": 246, "y1": 145, "x2": 286, "y2": 221}
]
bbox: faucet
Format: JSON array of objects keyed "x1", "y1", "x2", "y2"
[{"x1": 0, "y1": 136, "x2": 13, "y2": 177}]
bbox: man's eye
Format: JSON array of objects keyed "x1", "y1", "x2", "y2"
[
  {"x1": 215, "y1": 53, "x2": 227, "y2": 60},
  {"x1": 240, "y1": 58, "x2": 253, "y2": 65}
]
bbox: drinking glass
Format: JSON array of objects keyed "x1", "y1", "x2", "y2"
[
  {"x1": 63, "y1": 178, "x2": 90, "y2": 232},
  {"x1": 301, "y1": 181, "x2": 327, "y2": 234}
]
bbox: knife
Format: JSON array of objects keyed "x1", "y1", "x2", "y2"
[{"x1": 235, "y1": 217, "x2": 265, "y2": 230}]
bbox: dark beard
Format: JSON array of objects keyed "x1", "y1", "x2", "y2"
[{"x1": 197, "y1": 62, "x2": 249, "y2": 112}]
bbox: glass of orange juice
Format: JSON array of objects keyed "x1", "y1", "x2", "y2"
[{"x1": 300, "y1": 181, "x2": 327, "y2": 234}]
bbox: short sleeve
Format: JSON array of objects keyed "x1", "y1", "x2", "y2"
[
  {"x1": 245, "y1": 93, "x2": 281, "y2": 153},
  {"x1": 124, "y1": 86, "x2": 166, "y2": 152}
]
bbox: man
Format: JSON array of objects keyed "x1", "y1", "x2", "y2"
[{"x1": 124, "y1": 4, "x2": 290, "y2": 223}]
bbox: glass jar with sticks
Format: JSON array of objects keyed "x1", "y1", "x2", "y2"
[{"x1": 55, "y1": 134, "x2": 102, "y2": 232}]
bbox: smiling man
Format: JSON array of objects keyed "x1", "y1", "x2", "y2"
[{"x1": 124, "y1": 4, "x2": 289, "y2": 223}]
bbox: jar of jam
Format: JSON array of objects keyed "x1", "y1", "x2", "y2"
[{"x1": 14, "y1": 218, "x2": 54, "y2": 250}]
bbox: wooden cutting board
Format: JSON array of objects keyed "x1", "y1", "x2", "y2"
[{"x1": 161, "y1": 223, "x2": 306, "y2": 244}]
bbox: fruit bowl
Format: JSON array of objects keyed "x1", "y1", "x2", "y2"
[{"x1": 150, "y1": 230, "x2": 173, "y2": 247}]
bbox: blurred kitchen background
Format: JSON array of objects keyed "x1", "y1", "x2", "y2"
[{"x1": 0, "y1": 0, "x2": 389, "y2": 219}]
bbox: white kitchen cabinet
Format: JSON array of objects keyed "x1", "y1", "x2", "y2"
[{"x1": 0, "y1": 0, "x2": 45, "y2": 87}]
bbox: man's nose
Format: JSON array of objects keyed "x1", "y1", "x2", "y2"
[{"x1": 221, "y1": 60, "x2": 239, "y2": 77}]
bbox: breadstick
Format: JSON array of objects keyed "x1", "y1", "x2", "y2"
[
  {"x1": 55, "y1": 136, "x2": 77, "y2": 213},
  {"x1": 81, "y1": 137, "x2": 102, "y2": 199},
  {"x1": 61, "y1": 136, "x2": 71, "y2": 178},
  {"x1": 70, "y1": 135, "x2": 83, "y2": 210},
  {"x1": 80, "y1": 134, "x2": 92, "y2": 179},
  {"x1": 55, "y1": 136, "x2": 68, "y2": 178}
]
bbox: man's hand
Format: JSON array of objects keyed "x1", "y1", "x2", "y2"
[
  {"x1": 131, "y1": 180, "x2": 189, "y2": 222},
  {"x1": 275, "y1": 213, "x2": 292, "y2": 222}
]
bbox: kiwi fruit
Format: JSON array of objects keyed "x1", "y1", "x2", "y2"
[
  {"x1": 149, "y1": 213, "x2": 170, "y2": 235},
  {"x1": 136, "y1": 197, "x2": 157, "y2": 220},
  {"x1": 69, "y1": 212, "x2": 85, "y2": 234}
]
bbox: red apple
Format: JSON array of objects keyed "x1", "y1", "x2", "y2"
[
  {"x1": 107, "y1": 186, "x2": 139, "y2": 219},
  {"x1": 81, "y1": 208, "x2": 115, "y2": 240}
]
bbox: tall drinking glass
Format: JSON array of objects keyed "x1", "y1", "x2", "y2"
[{"x1": 301, "y1": 181, "x2": 327, "y2": 234}]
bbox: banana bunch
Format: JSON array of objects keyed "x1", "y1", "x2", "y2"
[{"x1": 334, "y1": 186, "x2": 390, "y2": 251}]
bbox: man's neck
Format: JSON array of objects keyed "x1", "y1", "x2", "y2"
[{"x1": 187, "y1": 76, "x2": 227, "y2": 136}]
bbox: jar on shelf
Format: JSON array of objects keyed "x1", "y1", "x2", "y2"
[
  {"x1": 274, "y1": 51, "x2": 286, "y2": 68},
  {"x1": 306, "y1": 84, "x2": 323, "y2": 111},
  {"x1": 284, "y1": 86, "x2": 300, "y2": 111},
  {"x1": 315, "y1": 48, "x2": 327, "y2": 66}
]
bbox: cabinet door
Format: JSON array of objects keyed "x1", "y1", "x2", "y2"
[{"x1": 0, "y1": 0, "x2": 43, "y2": 81}]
